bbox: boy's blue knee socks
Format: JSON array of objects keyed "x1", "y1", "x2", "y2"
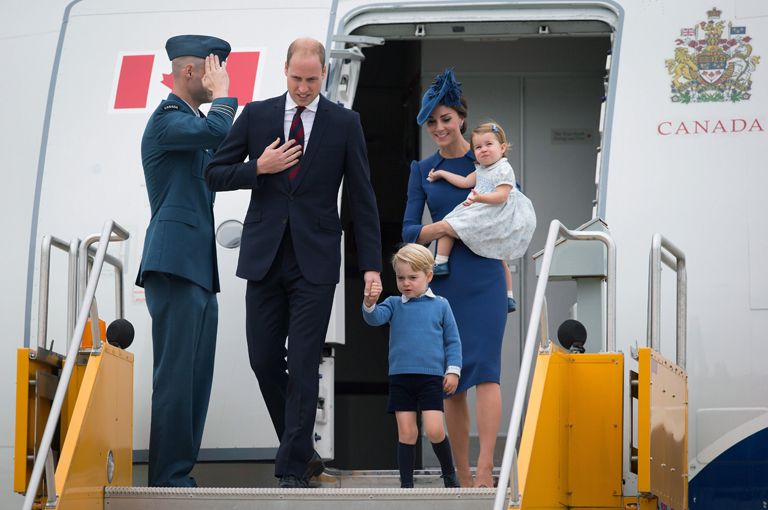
[
  {"x1": 398, "y1": 442, "x2": 416, "y2": 487},
  {"x1": 431, "y1": 436, "x2": 456, "y2": 475}
]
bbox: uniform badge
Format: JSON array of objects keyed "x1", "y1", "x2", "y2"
[
  {"x1": 162, "y1": 104, "x2": 180, "y2": 111},
  {"x1": 666, "y1": 7, "x2": 760, "y2": 103}
]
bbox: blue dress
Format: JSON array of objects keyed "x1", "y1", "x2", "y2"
[{"x1": 402, "y1": 150, "x2": 507, "y2": 395}]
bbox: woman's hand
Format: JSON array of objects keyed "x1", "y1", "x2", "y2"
[
  {"x1": 462, "y1": 189, "x2": 480, "y2": 206},
  {"x1": 364, "y1": 282, "x2": 382, "y2": 308},
  {"x1": 443, "y1": 373, "x2": 459, "y2": 395},
  {"x1": 427, "y1": 168, "x2": 443, "y2": 182}
]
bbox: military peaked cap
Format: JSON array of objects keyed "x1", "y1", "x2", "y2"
[{"x1": 166, "y1": 35, "x2": 231, "y2": 62}]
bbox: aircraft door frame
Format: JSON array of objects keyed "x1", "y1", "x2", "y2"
[{"x1": 333, "y1": 0, "x2": 622, "y2": 219}]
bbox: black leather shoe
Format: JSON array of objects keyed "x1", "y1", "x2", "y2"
[
  {"x1": 278, "y1": 475, "x2": 308, "y2": 488},
  {"x1": 441, "y1": 472, "x2": 461, "y2": 488},
  {"x1": 302, "y1": 451, "x2": 325, "y2": 482}
]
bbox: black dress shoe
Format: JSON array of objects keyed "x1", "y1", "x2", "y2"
[
  {"x1": 302, "y1": 451, "x2": 325, "y2": 482},
  {"x1": 278, "y1": 475, "x2": 308, "y2": 488}
]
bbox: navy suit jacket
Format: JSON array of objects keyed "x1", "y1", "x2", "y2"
[
  {"x1": 136, "y1": 93, "x2": 238, "y2": 293},
  {"x1": 205, "y1": 93, "x2": 382, "y2": 285}
]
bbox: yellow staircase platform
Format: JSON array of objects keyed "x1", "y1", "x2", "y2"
[
  {"x1": 15, "y1": 342, "x2": 133, "y2": 509},
  {"x1": 518, "y1": 344, "x2": 624, "y2": 509}
]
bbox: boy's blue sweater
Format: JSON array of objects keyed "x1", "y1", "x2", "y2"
[{"x1": 362, "y1": 294, "x2": 462, "y2": 376}]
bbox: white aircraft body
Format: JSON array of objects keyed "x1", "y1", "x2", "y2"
[{"x1": 2, "y1": 0, "x2": 766, "y2": 508}]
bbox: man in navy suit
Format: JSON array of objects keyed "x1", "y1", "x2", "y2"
[
  {"x1": 136, "y1": 35, "x2": 238, "y2": 487},
  {"x1": 205, "y1": 38, "x2": 382, "y2": 488}
]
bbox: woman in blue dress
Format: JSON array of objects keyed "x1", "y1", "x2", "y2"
[{"x1": 402, "y1": 69, "x2": 506, "y2": 488}]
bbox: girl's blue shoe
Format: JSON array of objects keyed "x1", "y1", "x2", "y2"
[
  {"x1": 508, "y1": 297, "x2": 517, "y2": 313},
  {"x1": 433, "y1": 262, "x2": 450, "y2": 276}
]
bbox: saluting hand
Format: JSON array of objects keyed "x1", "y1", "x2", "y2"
[
  {"x1": 202, "y1": 54, "x2": 229, "y2": 100},
  {"x1": 256, "y1": 138, "x2": 302, "y2": 175}
]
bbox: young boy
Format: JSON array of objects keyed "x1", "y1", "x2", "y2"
[{"x1": 363, "y1": 243, "x2": 462, "y2": 488}]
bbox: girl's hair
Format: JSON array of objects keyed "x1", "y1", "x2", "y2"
[
  {"x1": 441, "y1": 96, "x2": 469, "y2": 134},
  {"x1": 470, "y1": 122, "x2": 508, "y2": 153},
  {"x1": 391, "y1": 244, "x2": 435, "y2": 274}
]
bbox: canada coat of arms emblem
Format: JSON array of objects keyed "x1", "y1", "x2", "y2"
[{"x1": 666, "y1": 7, "x2": 760, "y2": 103}]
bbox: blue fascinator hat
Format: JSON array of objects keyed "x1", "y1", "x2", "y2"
[{"x1": 417, "y1": 68, "x2": 464, "y2": 125}]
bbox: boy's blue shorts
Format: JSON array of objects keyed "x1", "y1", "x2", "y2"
[{"x1": 387, "y1": 374, "x2": 444, "y2": 414}]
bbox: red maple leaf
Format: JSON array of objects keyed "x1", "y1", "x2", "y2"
[
  {"x1": 744, "y1": 36, "x2": 752, "y2": 42},
  {"x1": 161, "y1": 73, "x2": 173, "y2": 90}
]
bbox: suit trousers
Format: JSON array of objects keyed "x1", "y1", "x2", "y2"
[
  {"x1": 144, "y1": 271, "x2": 218, "y2": 487},
  {"x1": 245, "y1": 223, "x2": 336, "y2": 478}
]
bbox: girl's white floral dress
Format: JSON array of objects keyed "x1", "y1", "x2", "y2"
[{"x1": 443, "y1": 157, "x2": 536, "y2": 260}]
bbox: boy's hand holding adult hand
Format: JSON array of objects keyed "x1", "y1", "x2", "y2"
[
  {"x1": 363, "y1": 271, "x2": 382, "y2": 299},
  {"x1": 364, "y1": 281, "x2": 382, "y2": 308},
  {"x1": 443, "y1": 373, "x2": 459, "y2": 395}
]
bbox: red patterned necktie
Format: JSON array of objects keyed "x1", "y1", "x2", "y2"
[{"x1": 288, "y1": 106, "x2": 305, "y2": 181}]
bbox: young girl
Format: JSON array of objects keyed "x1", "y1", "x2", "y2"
[
  {"x1": 362, "y1": 244, "x2": 462, "y2": 489},
  {"x1": 426, "y1": 122, "x2": 536, "y2": 312}
]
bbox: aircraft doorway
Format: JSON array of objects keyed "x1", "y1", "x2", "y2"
[{"x1": 335, "y1": 30, "x2": 611, "y2": 470}]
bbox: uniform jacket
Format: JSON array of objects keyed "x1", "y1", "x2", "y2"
[
  {"x1": 136, "y1": 93, "x2": 238, "y2": 293},
  {"x1": 205, "y1": 93, "x2": 382, "y2": 285}
]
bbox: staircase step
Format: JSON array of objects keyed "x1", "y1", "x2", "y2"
[{"x1": 105, "y1": 486, "x2": 503, "y2": 510}]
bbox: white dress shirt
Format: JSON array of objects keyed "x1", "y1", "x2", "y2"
[
  {"x1": 179, "y1": 97, "x2": 200, "y2": 117},
  {"x1": 284, "y1": 94, "x2": 320, "y2": 150}
]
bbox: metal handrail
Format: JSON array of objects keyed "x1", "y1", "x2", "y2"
[
  {"x1": 37, "y1": 236, "x2": 79, "y2": 352},
  {"x1": 539, "y1": 296, "x2": 550, "y2": 350},
  {"x1": 494, "y1": 220, "x2": 617, "y2": 510},
  {"x1": 77, "y1": 230, "x2": 128, "y2": 352},
  {"x1": 43, "y1": 450, "x2": 55, "y2": 509},
  {"x1": 508, "y1": 448, "x2": 520, "y2": 507},
  {"x1": 22, "y1": 220, "x2": 129, "y2": 510},
  {"x1": 647, "y1": 233, "x2": 687, "y2": 369},
  {"x1": 66, "y1": 238, "x2": 80, "y2": 349},
  {"x1": 34, "y1": 235, "x2": 79, "y2": 507}
]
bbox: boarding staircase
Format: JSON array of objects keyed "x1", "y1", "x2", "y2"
[{"x1": 16, "y1": 218, "x2": 689, "y2": 510}]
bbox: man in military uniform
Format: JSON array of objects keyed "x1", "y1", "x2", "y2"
[{"x1": 135, "y1": 35, "x2": 238, "y2": 488}]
